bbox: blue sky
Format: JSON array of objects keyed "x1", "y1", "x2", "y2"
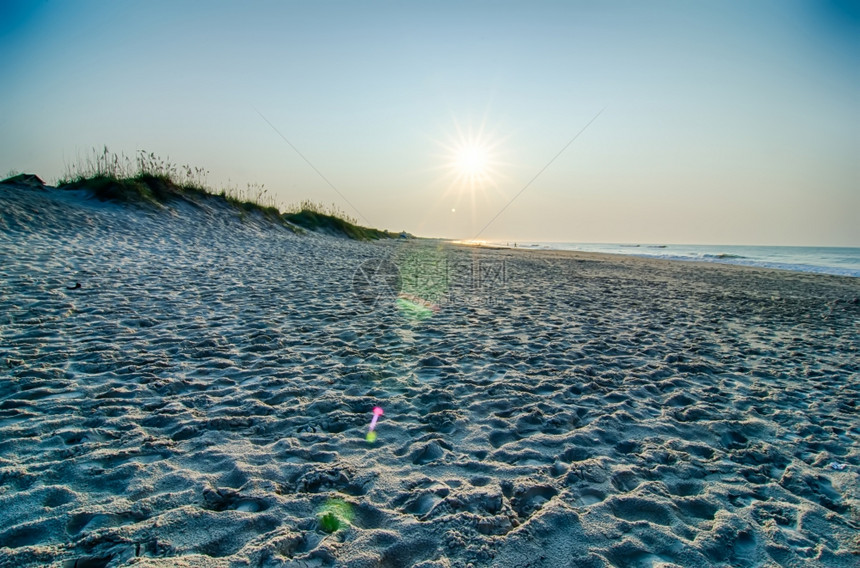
[{"x1": 2, "y1": 0, "x2": 858, "y2": 245}]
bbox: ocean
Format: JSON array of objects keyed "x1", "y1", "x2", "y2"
[{"x1": 498, "y1": 243, "x2": 860, "y2": 278}]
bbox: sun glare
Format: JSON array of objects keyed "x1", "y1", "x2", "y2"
[
  {"x1": 455, "y1": 144, "x2": 489, "y2": 177},
  {"x1": 438, "y1": 121, "x2": 507, "y2": 193},
  {"x1": 427, "y1": 117, "x2": 511, "y2": 232}
]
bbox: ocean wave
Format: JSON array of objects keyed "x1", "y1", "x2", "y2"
[
  {"x1": 702, "y1": 253, "x2": 747, "y2": 260},
  {"x1": 499, "y1": 242, "x2": 860, "y2": 277}
]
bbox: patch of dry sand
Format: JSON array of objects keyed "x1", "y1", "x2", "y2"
[{"x1": 1, "y1": 183, "x2": 858, "y2": 567}]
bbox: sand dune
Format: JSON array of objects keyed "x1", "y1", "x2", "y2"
[{"x1": 1, "y1": 182, "x2": 858, "y2": 567}]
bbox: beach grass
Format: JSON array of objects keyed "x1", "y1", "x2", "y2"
[
  {"x1": 283, "y1": 200, "x2": 391, "y2": 240},
  {"x1": 56, "y1": 146, "x2": 392, "y2": 240}
]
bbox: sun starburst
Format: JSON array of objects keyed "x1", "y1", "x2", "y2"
[{"x1": 431, "y1": 118, "x2": 511, "y2": 222}]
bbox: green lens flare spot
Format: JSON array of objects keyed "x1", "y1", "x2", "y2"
[
  {"x1": 396, "y1": 297, "x2": 436, "y2": 320},
  {"x1": 317, "y1": 498, "x2": 354, "y2": 533},
  {"x1": 366, "y1": 431, "x2": 378, "y2": 443},
  {"x1": 318, "y1": 511, "x2": 340, "y2": 533}
]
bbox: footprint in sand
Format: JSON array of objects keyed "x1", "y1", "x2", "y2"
[
  {"x1": 202, "y1": 487, "x2": 271, "y2": 513},
  {"x1": 511, "y1": 486, "x2": 558, "y2": 518},
  {"x1": 676, "y1": 497, "x2": 720, "y2": 522},
  {"x1": 610, "y1": 470, "x2": 643, "y2": 493},
  {"x1": 401, "y1": 492, "x2": 447, "y2": 518},
  {"x1": 608, "y1": 496, "x2": 675, "y2": 526},
  {"x1": 409, "y1": 439, "x2": 451, "y2": 465},
  {"x1": 575, "y1": 489, "x2": 606, "y2": 507}
]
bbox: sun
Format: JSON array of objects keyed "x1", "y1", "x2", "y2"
[
  {"x1": 427, "y1": 117, "x2": 511, "y2": 232},
  {"x1": 438, "y1": 121, "x2": 506, "y2": 192},
  {"x1": 454, "y1": 144, "x2": 490, "y2": 178}
]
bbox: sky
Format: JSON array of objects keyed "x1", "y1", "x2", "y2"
[{"x1": 1, "y1": 0, "x2": 858, "y2": 246}]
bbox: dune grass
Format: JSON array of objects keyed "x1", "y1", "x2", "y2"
[
  {"x1": 282, "y1": 200, "x2": 391, "y2": 240},
  {"x1": 58, "y1": 147, "x2": 215, "y2": 206},
  {"x1": 57, "y1": 147, "x2": 393, "y2": 240}
]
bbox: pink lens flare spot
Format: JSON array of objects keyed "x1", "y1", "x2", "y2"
[{"x1": 368, "y1": 406, "x2": 384, "y2": 433}]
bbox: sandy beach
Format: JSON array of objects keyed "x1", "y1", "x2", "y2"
[{"x1": 1, "y1": 181, "x2": 858, "y2": 567}]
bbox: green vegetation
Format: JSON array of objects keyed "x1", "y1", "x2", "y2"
[
  {"x1": 58, "y1": 147, "x2": 216, "y2": 206},
  {"x1": 55, "y1": 147, "x2": 395, "y2": 240},
  {"x1": 283, "y1": 200, "x2": 390, "y2": 240}
]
